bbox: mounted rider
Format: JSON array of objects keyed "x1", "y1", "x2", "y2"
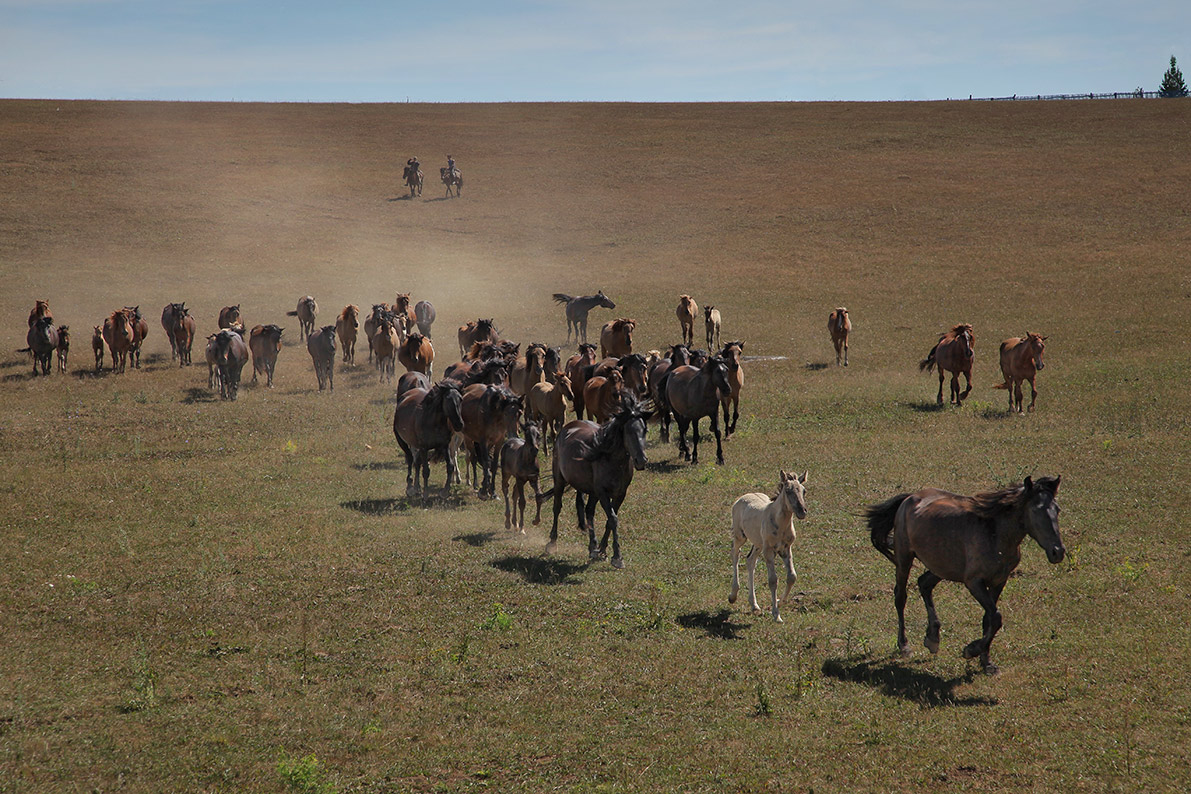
[
  {"x1": 403, "y1": 156, "x2": 421, "y2": 186},
  {"x1": 446, "y1": 154, "x2": 458, "y2": 181}
]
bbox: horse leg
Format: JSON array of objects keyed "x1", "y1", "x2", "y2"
[
  {"x1": 598, "y1": 494, "x2": 623, "y2": 568},
  {"x1": 960, "y1": 369, "x2": 973, "y2": 403},
  {"x1": 730, "y1": 395, "x2": 740, "y2": 437},
  {"x1": 745, "y1": 546, "x2": 761, "y2": 614},
  {"x1": 729, "y1": 530, "x2": 745, "y2": 605},
  {"x1": 780, "y1": 548, "x2": 797, "y2": 614},
  {"x1": 502, "y1": 470, "x2": 513, "y2": 529},
  {"x1": 894, "y1": 555, "x2": 912, "y2": 654},
  {"x1": 962, "y1": 579, "x2": 1003, "y2": 674},
  {"x1": 547, "y1": 483, "x2": 564, "y2": 554},
  {"x1": 1027, "y1": 376, "x2": 1038, "y2": 412},
  {"x1": 763, "y1": 547, "x2": 782, "y2": 622},
  {"x1": 918, "y1": 570, "x2": 943, "y2": 654},
  {"x1": 689, "y1": 417, "x2": 701, "y2": 465},
  {"x1": 711, "y1": 414, "x2": 724, "y2": 466},
  {"x1": 529, "y1": 475, "x2": 542, "y2": 526},
  {"x1": 514, "y1": 480, "x2": 527, "y2": 531},
  {"x1": 936, "y1": 370, "x2": 945, "y2": 405},
  {"x1": 1013, "y1": 380, "x2": 1024, "y2": 413},
  {"x1": 675, "y1": 416, "x2": 691, "y2": 461}
]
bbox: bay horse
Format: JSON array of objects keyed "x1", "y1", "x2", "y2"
[
  {"x1": 56, "y1": 325, "x2": 70, "y2": 373},
  {"x1": 719, "y1": 341, "x2": 745, "y2": 437},
  {"x1": 564, "y1": 343, "x2": 599, "y2": 417},
  {"x1": 542, "y1": 397, "x2": 653, "y2": 568},
  {"x1": 218, "y1": 304, "x2": 241, "y2": 330},
  {"x1": 249, "y1": 324, "x2": 284, "y2": 388},
  {"x1": 599, "y1": 318, "x2": 635, "y2": 359},
  {"x1": 25, "y1": 316, "x2": 59, "y2": 376},
  {"x1": 288, "y1": 296, "x2": 318, "y2": 342},
  {"x1": 161, "y1": 302, "x2": 186, "y2": 361},
  {"x1": 398, "y1": 332, "x2": 435, "y2": 380},
  {"x1": 393, "y1": 381, "x2": 465, "y2": 502},
  {"x1": 649, "y1": 344, "x2": 692, "y2": 442},
  {"x1": 458, "y1": 383, "x2": 523, "y2": 498},
  {"x1": 92, "y1": 326, "x2": 104, "y2": 371},
  {"x1": 414, "y1": 300, "x2": 436, "y2": 337},
  {"x1": 996, "y1": 332, "x2": 1047, "y2": 413},
  {"x1": 920, "y1": 323, "x2": 974, "y2": 406},
  {"x1": 457, "y1": 318, "x2": 498, "y2": 358},
  {"x1": 364, "y1": 303, "x2": 388, "y2": 363},
  {"x1": 866, "y1": 476, "x2": 1065, "y2": 674},
  {"x1": 28, "y1": 299, "x2": 52, "y2": 328},
  {"x1": 676, "y1": 295, "x2": 699, "y2": 347},
  {"x1": 665, "y1": 356, "x2": 732, "y2": 465},
  {"x1": 123, "y1": 306, "x2": 148, "y2": 369},
  {"x1": 307, "y1": 325, "x2": 337, "y2": 391},
  {"x1": 704, "y1": 305, "x2": 721, "y2": 351},
  {"x1": 336, "y1": 304, "x2": 360, "y2": 366},
  {"x1": 396, "y1": 371, "x2": 430, "y2": 399},
  {"x1": 172, "y1": 308, "x2": 197, "y2": 367},
  {"x1": 404, "y1": 162, "x2": 424, "y2": 197},
  {"x1": 501, "y1": 422, "x2": 544, "y2": 532},
  {"x1": 582, "y1": 368, "x2": 625, "y2": 423},
  {"x1": 440, "y1": 166, "x2": 463, "y2": 197},
  {"x1": 212, "y1": 328, "x2": 249, "y2": 400},
  {"x1": 102, "y1": 309, "x2": 135, "y2": 374},
  {"x1": 552, "y1": 290, "x2": 616, "y2": 344},
  {"x1": 371, "y1": 313, "x2": 400, "y2": 384},
  {"x1": 828, "y1": 307, "x2": 850, "y2": 367},
  {"x1": 730, "y1": 470, "x2": 809, "y2": 623}
]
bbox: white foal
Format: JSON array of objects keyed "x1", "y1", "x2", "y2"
[{"x1": 729, "y1": 470, "x2": 808, "y2": 622}]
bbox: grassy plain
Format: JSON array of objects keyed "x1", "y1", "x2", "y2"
[{"x1": 1, "y1": 99, "x2": 1189, "y2": 792}]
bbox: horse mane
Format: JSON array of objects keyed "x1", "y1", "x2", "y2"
[
  {"x1": 340, "y1": 304, "x2": 359, "y2": 321},
  {"x1": 585, "y1": 396, "x2": 647, "y2": 459},
  {"x1": 463, "y1": 358, "x2": 508, "y2": 385},
  {"x1": 968, "y1": 484, "x2": 1026, "y2": 521},
  {"x1": 942, "y1": 323, "x2": 974, "y2": 344},
  {"x1": 619, "y1": 353, "x2": 646, "y2": 368},
  {"x1": 424, "y1": 380, "x2": 461, "y2": 410},
  {"x1": 578, "y1": 343, "x2": 597, "y2": 356}
]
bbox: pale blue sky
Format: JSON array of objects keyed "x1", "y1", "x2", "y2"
[{"x1": 1, "y1": 1, "x2": 1187, "y2": 101}]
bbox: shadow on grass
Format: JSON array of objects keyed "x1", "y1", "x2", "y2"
[
  {"x1": 340, "y1": 497, "x2": 410, "y2": 516},
  {"x1": 905, "y1": 400, "x2": 946, "y2": 413},
  {"x1": 2, "y1": 371, "x2": 31, "y2": 382},
  {"x1": 644, "y1": 459, "x2": 684, "y2": 474},
  {"x1": 181, "y1": 387, "x2": 217, "y2": 404},
  {"x1": 353, "y1": 461, "x2": 402, "y2": 471},
  {"x1": 804, "y1": 362, "x2": 830, "y2": 371},
  {"x1": 454, "y1": 530, "x2": 498, "y2": 547},
  {"x1": 676, "y1": 609, "x2": 749, "y2": 640},
  {"x1": 387, "y1": 194, "x2": 413, "y2": 202},
  {"x1": 821, "y1": 654, "x2": 995, "y2": 708},
  {"x1": 0, "y1": 359, "x2": 25, "y2": 369},
  {"x1": 491, "y1": 555, "x2": 587, "y2": 585},
  {"x1": 72, "y1": 368, "x2": 106, "y2": 380}
]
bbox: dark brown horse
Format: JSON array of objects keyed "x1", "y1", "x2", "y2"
[
  {"x1": 552, "y1": 290, "x2": 616, "y2": 344},
  {"x1": 649, "y1": 344, "x2": 692, "y2": 442},
  {"x1": 25, "y1": 316, "x2": 59, "y2": 376},
  {"x1": 307, "y1": 325, "x2": 337, "y2": 391},
  {"x1": 458, "y1": 318, "x2": 499, "y2": 358},
  {"x1": 582, "y1": 368, "x2": 625, "y2": 423},
  {"x1": 396, "y1": 371, "x2": 430, "y2": 399},
  {"x1": 866, "y1": 476, "x2": 1065, "y2": 674},
  {"x1": 249, "y1": 324, "x2": 284, "y2": 388},
  {"x1": 996, "y1": 332, "x2": 1047, "y2": 413},
  {"x1": 364, "y1": 303, "x2": 388, "y2": 363},
  {"x1": 393, "y1": 381, "x2": 465, "y2": 502},
  {"x1": 414, "y1": 300, "x2": 436, "y2": 337},
  {"x1": 212, "y1": 328, "x2": 249, "y2": 400},
  {"x1": 218, "y1": 304, "x2": 241, "y2": 330},
  {"x1": 666, "y1": 356, "x2": 732, "y2": 465},
  {"x1": 501, "y1": 422, "x2": 543, "y2": 532},
  {"x1": 161, "y1": 302, "x2": 186, "y2": 361},
  {"x1": 172, "y1": 308, "x2": 197, "y2": 367},
  {"x1": 719, "y1": 341, "x2": 744, "y2": 437},
  {"x1": 920, "y1": 323, "x2": 974, "y2": 406},
  {"x1": 542, "y1": 398, "x2": 652, "y2": 568},
  {"x1": 599, "y1": 318, "x2": 635, "y2": 359},
  {"x1": 828, "y1": 307, "x2": 851, "y2": 366},
  {"x1": 459, "y1": 384, "x2": 523, "y2": 498},
  {"x1": 442, "y1": 357, "x2": 510, "y2": 389},
  {"x1": 398, "y1": 332, "x2": 435, "y2": 380},
  {"x1": 55, "y1": 325, "x2": 70, "y2": 373},
  {"x1": 564, "y1": 343, "x2": 599, "y2": 417}
]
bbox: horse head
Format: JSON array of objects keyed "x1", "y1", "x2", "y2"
[
  {"x1": 1027, "y1": 332, "x2": 1046, "y2": 370},
  {"x1": 597, "y1": 290, "x2": 615, "y2": 309},
  {"x1": 1022, "y1": 475, "x2": 1064, "y2": 563},
  {"x1": 522, "y1": 420, "x2": 543, "y2": 452},
  {"x1": 706, "y1": 356, "x2": 732, "y2": 399},
  {"x1": 779, "y1": 470, "x2": 809, "y2": 520},
  {"x1": 620, "y1": 399, "x2": 653, "y2": 471},
  {"x1": 720, "y1": 341, "x2": 744, "y2": 370},
  {"x1": 669, "y1": 344, "x2": 691, "y2": 366}
]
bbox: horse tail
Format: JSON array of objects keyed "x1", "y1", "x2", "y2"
[
  {"x1": 285, "y1": 310, "x2": 299, "y2": 316},
  {"x1": 16, "y1": 347, "x2": 32, "y2": 353},
  {"x1": 865, "y1": 493, "x2": 909, "y2": 563},
  {"x1": 535, "y1": 480, "x2": 568, "y2": 506},
  {"x1": 552, "y1": 293, "x2": 573, "y2": 305},
  {"x1": 918, "y1": 347, "x2": 936, "y2": 373},
  {"x1": 993, "y1": 381, "x2": 1009, "y2": 390}
]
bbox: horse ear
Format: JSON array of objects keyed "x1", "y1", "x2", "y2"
[
  {"x1": 1041, "y1": 336, "x2": 1049, "y2": 341},
  {"x1": 1052, "y1": 475, "x2": 1061, "y2": 491},
  {"x1": 779, "y1": 469, "x2": 788, "y2": 482},
  {"x1": 1024, "y1": 476, "x2": 1034, "y2": 492},
  {"x1": 798, "y1": 471, "x2": 808, "y2": 484}
]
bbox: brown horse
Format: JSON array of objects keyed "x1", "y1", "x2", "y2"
[
  {"x1": 213, "y1": 328, "x2": 249, "y2": 400},
  {"x1": 501, "y1": 422, "x2": 544, "y2": 532},
  {"x1": 336, "y1": 304, "x2": 360, "y2": 365},
  {"x1": 218, "y1": 304, "x2": 241, "y2": 330},
  {"x1": 458, "y1": 318, "x2": 499, "y2": 358},
  {"x1": 397, "y1": 371, "x2": 430, "y2": 399},
  {"x1": 55, "y1": 325, "x2": 70, "y2": 373},
  {"x1": 996, "y1": 333, "x2": 1047, "y2": 413},
  {"x1": 666, "y1": 356, "x2": 732, "y2": 465},
  {"x1": 920, "y1": 324, "x2": 974, "y2": 406},
  {"x1": 102, "y1": 309, "x2": 135, "y2": 374},
  {"x1": 393, "y1": 382, "x2": 465, "y2": 502},
  {"x1": 371, "y1": 313, "x2": 400, "y2": 384},
  {"x1": 676, "y1": 295, "x2": 699, "y2": 347},
  {"x1": 719, "y1": 341, "x2": 745, "y2": 437},
  {"x1": 307, "y1": 325, "x2": 337, "y2": 391},
  {"x1": 123, "y1": 306, "x2": 148, "y2": 369},
  {"x1": 392, "y1": 293, "x2": 416, "y2": 340},
  {"x1": 92, "y1": 325, "x2": 104, "y2": 371},
  {"x1": 459, "y1": 384, "x2": 523, "y2": 498},
  {"x1": 398, "y1": 332, "x2": 435, "y2": 379},
  {"x1": 249, "y1": 324, "x2": 284, "y2": 388},
  {"x1": 440, "y1": 166, "x2": 463, "y2": 197},
  {"x1": 364, "y1": 303, "x2": 388, "y2": 363},
  {"x1": 649, "y1": 344, "x2": 692, "y2": 442},
  {"x1": 161, "y1": 302, "x2": 186, "y2": 361},
  {"x1": 866, "y1": 476, "x2": 1065, "y2": 674},
  {"x1": 288, "y1": 296, "x2": 318, "y2": 342},
  {"x1": 172, "y1": 308, "x2": 197, "y2": 367},
  {"x1": 704, "y1": 305, "x2": 721, "y2": 351},
  {"x1": 582, "y1": 369, "x2": 626, "y2": 423},
  {"x1": 828, "y1": 307, "x2": 851, "y2": 367},
  {"x1": 564, "y1": 343, "x2": 599, "y2": 418},
  {"x1": 528, "y1": 374, "x2": 574, "y2": 452},
  {"x1": 599, "y1": 318, "x2": 635, "y2": 359},
  {"x1": 25, "y1": 316, "x2": 59, "y2": 376},
  {"x1": 28, "y1": 299, "x2": 52, "y2": 328},
  {"x1": 414, "y1": 300, "x2": 436, "y2": 337},
  {"x1": 509, "y1": 343, "x2": 546, "y2": 397}
]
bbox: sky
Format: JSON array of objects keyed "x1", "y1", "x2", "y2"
[{"x1": 1, "y1": 0, "x2": 1188, "y2": 102}]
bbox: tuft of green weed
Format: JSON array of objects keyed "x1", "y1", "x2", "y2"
[
  {"x1": 754, "y1": 682, "x2": 773, "y2": 717},
  {"x1": 481, "y1": 602, "x2": 513, "y2": 632},
  {"x1": 119, "y1": 645, "x2": 159, "y2": 713},
  {"x1": 277, "y1": 751, "x2": 336, "y2": 794}
]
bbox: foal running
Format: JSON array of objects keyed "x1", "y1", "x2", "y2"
[{"x1": 729, "y1": 470, "x2": 809, "y2": 623}]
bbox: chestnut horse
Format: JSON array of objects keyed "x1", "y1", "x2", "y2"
[
  {"x1": 371, "y1": 313, "x2": 400, "y2": 384},
  {"x1": 392, "y1": 293, "x2": 416, "y2": 340},
  {"x1": 172, "y1": 308, "x2": 197, "y2": 367},
  {"x1": 920, "y1": 324, "x2": 974, "y2": 406},
  {"x1": 719, "y1": 341, "x2": 745, "y2": 437},
  {"x1": 676, "y1": 295, "x2": 699, "y2": 347},
  {"x1": 102, "y1": 309, "x2": 135, "y2": 374},
  {"x1": 996, "y1": 333, "x2": 1047, "y2": 413},
  {"x1": 599, "y1": 318, "x2": 635, "y2": 359},
  {"x1": 866, "y1": 476, "x2": 1065, "y2": 674},
  {"x1": 828, "y1": 307, "x2": 851, "y2": 367},
  {"x1": 582, "y1": 368, "x2": 626, "y2": 423},
  {"x1": 336, "y1": 304, "x2": 360, "y2": 365},
  {"x1": 398, "y1": 332, "x2": 434, "y2": 380},
  {"x1": 528, "y1": 375, "x2": 574, "y2": 452},
  {"x1": 509, "y1": 343, "x2": 546, "y2": 397},
  {"x1": 28, "y1": 299, "x2": 52, "y2": 328},
  {"x1": 552, "y1": 290, "x2": 616, "y2": 344},
  {"x1": 458, "y1": 384, "x2": 523, "y2": 498},
  {"x1": 123, "y1": 306, "x2": 148, "y2": 369}
]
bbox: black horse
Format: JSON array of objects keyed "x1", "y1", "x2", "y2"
[
  {"x1": 393, "y1": 381, "x2": 465, "y2": 504},
  {"x1": 552, "y1": 290, "x2": 616, "y2": 344},
  {"x1": 541, "y1": 397, "x2": 652, "y2": 568}
]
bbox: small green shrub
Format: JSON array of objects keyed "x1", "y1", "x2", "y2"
[{"x1": 277, "y1": 752, "x2": 336, "y2": 794}]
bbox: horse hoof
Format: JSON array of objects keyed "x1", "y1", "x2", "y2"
[
  {"x1": 982, "y1": 662, "x2": 999, "y2": 676},
  {"x1": 532, "y1": 518, "x2": 541, "y2": 526},
  {"x1": 924, "y1": 637, "x2": 940, "y2": 654},
  {"x1": 961, "y1": 642, "x2": 982, "y2": 660},
  {"x1": 728, "y1": 593, "x2": 737, "y2": 604},
  {"x1": 773, "y1": 613, "x2": 783, "y2": 623},
  {"x1": 898, "y1": 643, "x2": 911, "y2": 657},
  {"x1": 610, "y1": 557, "x2": 624, "y2": 569}
]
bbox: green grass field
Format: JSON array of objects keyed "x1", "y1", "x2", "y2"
[{"x1": 1, "y1": 99, "x2": 1189, "y2": 792}]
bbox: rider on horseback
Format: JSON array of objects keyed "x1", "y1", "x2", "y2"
[
  {"x1": 446, "y1": 154, "x2": 457, "y2": 180},
  {"x1": 404, "y1": 156, "x2": 420, "y2": 186}
]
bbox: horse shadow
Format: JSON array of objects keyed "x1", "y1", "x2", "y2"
[
  {"x1": 804, "y1": 362, "x2": 830, "y2": 372},
  {"x1": 2, "y1": 372, "x2": 30, "y2": 382},
  {"x1": 453, "y1": 531, "x2": 498, "y2": 547},
  {"x1": 340, "y1": 497, "x2": 409, "y2": 516},
  {"x1": 0, "y1": 359, "x2": 26, "y2": 369},
  {"x1": 820, "y1": 654, "x2": 995, "y2": 708},
  {"x1": 181, "y1": 387, "x2": 217, "y2": 404},
  {"x1": 72, "y1": 368, "x2": 106, "y2": 380},
  {"x1": 352, "y1": 461, "x2": 401, "y2": 472},
  {"x1": 643, "y1": 459, "x2": 684, "y2": 475},
  {"x1": 676, "y1": 609, "x2": 749, "y2": 640},
  {"x1": 906, "y1": 401, "x2": 946, "y2": 413},
  {"x1": 387, "y1": 195, "x2": 413, "y2": 202},
  {"x1": 490, "y1": 554, "x2": 587, "y2": 586}
]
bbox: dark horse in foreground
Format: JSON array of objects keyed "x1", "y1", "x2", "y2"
[
  {"x1": 552, "y1": 290, "x2": 615, "y2": 344},
  {"x1": 865, "y1": 476, "x2": 1065, "y2": 674},
  {"x1": 541, "y1": 398, "x2": 652, "y2": 569},
  {"x1": 393, "y1": 381, "x2": 465, "y2": 503}
]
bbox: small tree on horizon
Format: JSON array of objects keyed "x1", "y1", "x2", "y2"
[{"x1": 1159, "y1": 55, "x2": 1189, "y2": 98}]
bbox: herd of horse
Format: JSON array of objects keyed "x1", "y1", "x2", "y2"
[{"x1": 18, "y1": 292, "x2": 1060, "y2": 672}]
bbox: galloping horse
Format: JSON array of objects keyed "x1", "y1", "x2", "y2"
[
  {"x1": 527, "y1": 375, "x2": 574, "y2": 451},
  {"x1": 582, "y1": 368, "x2": 626, "y2": 423},
  {"x1": 704, "y1": 305, "x2": 721, "y2": 351},
  {"x1": 730, "y1": 470, "x2": 809, "y2": 623},
  {"x1": 102, "y1": 309, "x2": 135, "y2": 374},
  {"x1": 996, "y1": 332, "x2": 1047, "y2": 413},
  {"x1": 393, "y1": 381, "x2": 465, "y2": 502},
  {"x1": 552, "y1": 290, "x2": 616, "y2": 344},
  {"x1": 122, "y1": 306, "x2": 148, "y2": 369},
  {"x1": 55, "y1": 326, "x2": 70, "y2": 373},
  {"x1": 371, "y1": 313, "x2": 400, "y2": 384},
  {"x1": 458, "y1": 384, "x2": 523, "y2": 498},
  {"x1": 866, "y1": 476, "x2": 1065, "y2": 674},
  {"x1": 666, "y1": 356, "x2": 733, "y2": 465},
  {"x1": 719, "y1": 341, "x2": 745, "y2": 437},
  {"x1": 28, "y1": 299, "x2": 52, "y2": 328},
  {"x1": 363, "y1": 303, "x2": 388, "y2": 363},
  {"x1": 543, "y1": 398, "x2": 652, "y2": 568},
  {"x1": 920, "y1": 324, "x2": 974, "y2": 406},
  {"x1": 398, "y1": 332, "x2": 435, "y2": 380},
  {"x1": 25, "y1": 316, "x2": 59, "y2": 376},
  {"x1": 414, "y1": 300, "x2": 436, "y2": 337},
  {"x1": 172, "y1": 308, "x2": 197, "y2": 367},
  {"x1": 440, "y1": 166, "x2": 463, "y2": 197},
  {"x1": 213, "y1": 328, "x2": 249, "y2": 400},
  {"x1": 500, "y1": 422, "x2": 544, "y2": 532},
  {"x1": 334, "y1": 305, "x2": 359, "y2": 366},
  {"x1": 457, "y1": 318, "x2": 499, "y2": 358},
  {"x1": 307, "y1": 325, "x2": 337, "y2": 391},
  {"x1": 599, "y1": 318, "x2": 635, "y2": 359},
  {"x1": 676, "y1": 295, "x2": 699, "y2": 347},
  {"x1": 649, "y1": 344, "x2": 692, "y2": 442},
  {"x1": 289, "y1": 296, "x2": 318, "y2": 342},
  {"x1": 218, "y1": 304, "x2": 241, "y2": 330},
  {"x1": 828, "y1": 307, "x2": 851, "y2": 367},
  {"x1": 564, "y1": 343, "x2": 599, "y2": 417},
  {"x1": 392, "y1": 293, "x2": 416, "y2": 340}
]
